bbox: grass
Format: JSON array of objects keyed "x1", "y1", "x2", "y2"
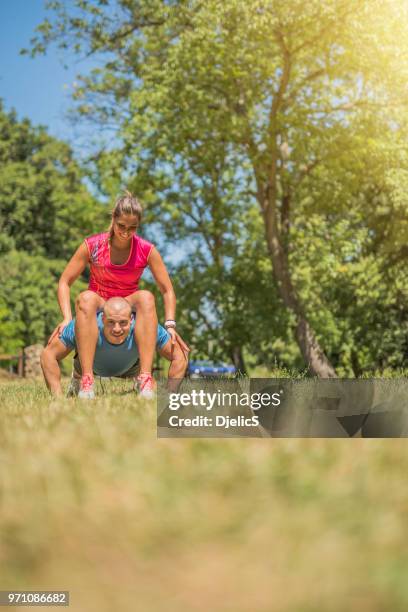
[{"x1": 1, "y1": 378, "x2": 408, "y2": 611}]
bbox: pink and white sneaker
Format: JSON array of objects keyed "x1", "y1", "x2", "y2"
[
  {"x1": 78, "y1": 374, "x2": 96, "y2": 399},
  {"x1": 134, "y1": 372, "x2": 155, "y2": 400}
]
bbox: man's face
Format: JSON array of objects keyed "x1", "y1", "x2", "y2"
[{"x1": 102, "y1": 310, "x2": 132, "y2": 344}]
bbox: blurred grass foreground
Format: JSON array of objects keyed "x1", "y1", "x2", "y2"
[{"x1": 1, "y1": 379, "x2": 408, "y2": 611}]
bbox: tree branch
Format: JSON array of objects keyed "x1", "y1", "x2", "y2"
[
  {"x1": 293, "y1": 158, "x2": 321, "y2": 190},
  {"x1": 292, "y1": 2, "x2": 355, "y2": 55},
  {"x1": 285, "y1": 68, "x2": 326, "y2": 106},
  {"x1": 264, "y1": 30, "x2": 292, "y2": 230}
]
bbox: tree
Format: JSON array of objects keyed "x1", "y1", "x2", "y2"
[
  {"x1": 0, "y1": 105, "x2": 107, "y2": 354},
  {"x1": 0, "y1": 102, "x2": 106, "y2": 259},
  {"x1": 0, "y1": 251, "x2": 87, "y2": 352},
  {"x1": 28, "y1": 0, "x2": 408, "y2": 376}
]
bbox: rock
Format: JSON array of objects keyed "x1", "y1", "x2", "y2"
[{"x1": 24, "y1": 344, "x2": 44, "y2": 378}]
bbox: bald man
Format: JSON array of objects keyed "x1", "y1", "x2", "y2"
[{"x1": 41, "y1": 297, "x2": 188, "y2": 399}]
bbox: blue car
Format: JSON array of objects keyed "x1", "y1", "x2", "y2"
[{"x1": 188, "y1": 360, "x2": 237, "y2": 378}]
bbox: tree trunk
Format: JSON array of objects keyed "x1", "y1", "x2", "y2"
[
  {"x1": 295, "y1": 317, "x2": 337, "y2": 378},
  {"x1": 262, "y1": 199, "x2": 337, "y2": 378},
  {"x1": 350, "y1": 349, "x2": 362, "y2": 378},
  {"x1": 230, "y1": 345, "x2": 247, "y2": 375},
  {"x1": 243, "y1": 30, "x2": 337, "y2": 378}
]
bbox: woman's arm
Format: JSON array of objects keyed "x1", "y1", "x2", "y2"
[
  {"x1": 148, "y1": 247, "x2": 189, "y2": 354},
  {"x1": 47, "y1": 242, "x2": 89, "y2": 345},
  {"x1": 58, "y1": 242, "x2": 90, "y2": 318},
  {"x1": 148, "y1": 247, "x2": 176, "y2": 321}
]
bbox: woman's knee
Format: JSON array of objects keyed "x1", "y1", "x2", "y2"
[
  {"x1": 130, "y1": 290, "x2": 156, "y2": 312},
  {"x1": 75, "y1": 290, "x2": 100, "y2": 314}
]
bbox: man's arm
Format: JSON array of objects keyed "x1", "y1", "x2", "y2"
[
  {"x1": 158, "y1": 336, "x2": 188, "y2": 392},
  {"x1": 41, "y1": 336, "x2": 73, "y2": 396}
]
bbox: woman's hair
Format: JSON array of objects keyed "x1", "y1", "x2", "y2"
[{"x1": 109, "y1": 191, "x2": 143, "y2": 239}]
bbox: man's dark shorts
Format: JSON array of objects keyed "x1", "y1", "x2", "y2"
[{"x1": 73, "y1": 354, "x2": 140, "y2": 378}]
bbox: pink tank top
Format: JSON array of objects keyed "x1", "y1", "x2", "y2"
[{"x1": 85, "y1": 232, "x2": 154, "y2": 300}]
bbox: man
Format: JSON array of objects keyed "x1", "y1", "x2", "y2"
[{"x1": 41, "y1": 297, "x2": 188, "y2": 399}]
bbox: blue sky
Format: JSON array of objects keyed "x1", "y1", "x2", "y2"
[{"x1": 0, "y1": 0, "x2": 93, "y2": 151}]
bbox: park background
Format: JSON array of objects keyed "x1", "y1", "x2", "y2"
[
  {"x1": 1, "y1": 0, "x2": 408, "y2": 377},
  {"x1": 2, "y1": 1, "x2": 408, "y2": 611}
]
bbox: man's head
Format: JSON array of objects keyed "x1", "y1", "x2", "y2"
[{"x1": 102, "y1": 297, "x2": 133, "y2": 344}]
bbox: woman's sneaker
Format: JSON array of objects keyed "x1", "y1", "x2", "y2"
[
  {"x1": 78, "y1": 374, "x2": 96, "y2": 399},
  {"x1": 134, "y1": 373, "x2": 155, "y2": 400}
]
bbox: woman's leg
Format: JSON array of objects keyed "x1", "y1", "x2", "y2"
[
  {"x1": 75, "y1": 290, "x2": 105, "y2": 377},
  {"x1": 125, "y1": 290, "x2": 158, "y2": 375}
]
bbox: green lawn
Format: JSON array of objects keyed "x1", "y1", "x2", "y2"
[{"x1": 1, "y1": 378, "x2": 408, "y2": 611}]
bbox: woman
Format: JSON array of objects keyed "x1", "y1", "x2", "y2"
[{"x1": 49, "y1": 191, "x2": 188, "y2": 398}]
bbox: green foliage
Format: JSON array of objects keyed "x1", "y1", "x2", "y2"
[
  {"x1": 0, "y1": 102, "x2": 106, "y2": 259},
  {"x1": 0, "y1": 251, "x2": 87, "y2": 352},
  {"x1": 290, "y1": 214, "x2": 408, "y2": 375},
  {"x1": 0, "y1": 105, "x2": 108, "y2": 354}
]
